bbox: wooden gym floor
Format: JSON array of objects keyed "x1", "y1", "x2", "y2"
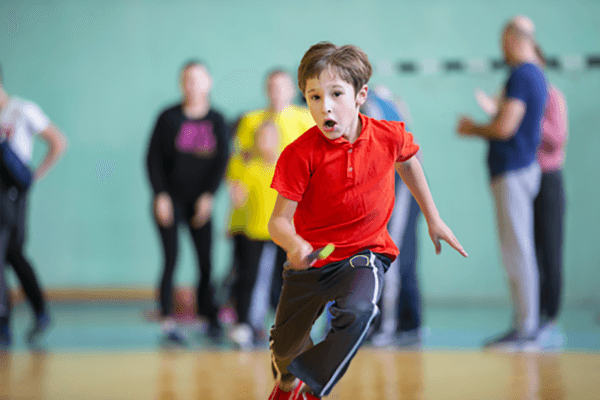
[{"x1": 0, "y1": 301, "x2": 598, "y2": 399}]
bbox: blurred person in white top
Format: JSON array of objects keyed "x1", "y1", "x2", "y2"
[{"x1": 0, "y1": 63, "x2": 68, "y2": 347}]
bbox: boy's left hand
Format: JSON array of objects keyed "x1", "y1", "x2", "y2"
[{"x1": 428, "y1": 217, "x2": 468, "y2": 257}]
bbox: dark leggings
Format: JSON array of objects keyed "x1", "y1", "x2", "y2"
[
  {"x1": 156, "y1": 202, "x2": 219, "y2": 323},
  {"x1": 0, "y1": 226, "x2": 10, "y2": 324},
  {"x1": 231, "y1": 234, "x2": 266, "y2": 325},
  {"x1": 534, "y1": 170, "x2": 565, "y2": 321},
  {"x1": 1, "y1": 190, "x2": 46, "y2": 324}
]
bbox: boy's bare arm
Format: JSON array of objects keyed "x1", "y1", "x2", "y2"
[
  {"x1": 395, "y1": 157, "x2": 440, "y2": 224},
  {"x1": 395, "y1": 157, "x2": 468, "y2": 257},
  {"x1": 268, "y1": 194, "x2": 314, "y2": 269}
]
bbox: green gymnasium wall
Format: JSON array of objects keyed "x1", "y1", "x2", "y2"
[{"x1": 1, "y1": 0, "x2": 599, "y2": 306}]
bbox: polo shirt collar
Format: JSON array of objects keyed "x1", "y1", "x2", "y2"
[{"x1": 320, "y1": 113, "x2": 370, "y2": 146}]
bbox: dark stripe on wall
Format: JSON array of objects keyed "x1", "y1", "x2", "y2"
[
  {"x1": 391, "y1": 54, "x2": 600, "y2": 74},
  {"x1": 397, "y1": 62, "x2": 417, "y2": 73},
  {"x1": 444, "y1": 60, "x2": 464, "y2": 71},
  {"x1": 588, "y1": 56, "x2": 600, "y2": 68}
]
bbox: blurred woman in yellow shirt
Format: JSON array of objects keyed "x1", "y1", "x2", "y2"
[{"x1": 224, "y1": 70, "x2": 314, "y2": 349}]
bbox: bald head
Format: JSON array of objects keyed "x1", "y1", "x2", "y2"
[
  {"x1": 508, "y1": 15, "x2": 535, "y2": 37},
  {"x1": 501, "y1": 15, "x2": 540, "y2": 66}
]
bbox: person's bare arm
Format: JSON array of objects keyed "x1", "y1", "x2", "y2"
[
  {"x1": 458, "y1": 97, "x2": 526, "y2": 141},
  {"x1": 268, "y1": 194, "x2": 313, "y2": 269},
  {"x1": 474, "y1": 88, "x2": 500, "y2": 117},
  {"x1": 34, "y1": 124, "x2": 67, "y2": 180}
]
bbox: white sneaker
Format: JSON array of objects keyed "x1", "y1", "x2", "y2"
[
  {"x1": 396, "y1": 328, "x2": 424, "y2": 348},
  {"x1": 484, "y1": 330, "x2": 540, "y2": 352},
  {"x1": 161, "y1": 321, "x2": 186, "y2": 346},
  {"x1": 228, "y1": 323, "x2": 253, "y2": 350},
  {"x1": 538, "y1": 321, "x2": 565, "y2": 349},
  {"x1": 370, "y1": 331, "x2": 396, "y2": 348}
]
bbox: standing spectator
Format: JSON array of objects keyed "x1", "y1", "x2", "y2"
[
  {"x1": 457, "y1": 16, "x2": 548, "y2": 351},
  {"x1": 146, "y1": 61, "x2": 229, "y2": 344},
  {"x1": 474, "y1": 46, "x2": 568, "y2": 348},
  {"x1": 225, "y1": 69, "x2": 314, "y2": 348},
  {"x1": 225, "y1": 120, "x2": 281, "y2": 349},
  {"x1": 0, "y1": 62, "x2": 68, "y2": 347}
]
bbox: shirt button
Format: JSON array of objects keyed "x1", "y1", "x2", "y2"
[
  {"x1": 348, "y1": 167, "x2": 353, "y2": 172},
  {"x1": 348, "y1": 149, "x2": 353, "y2": 153}
]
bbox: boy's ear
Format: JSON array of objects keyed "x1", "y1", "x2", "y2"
[{"x1": 356, "y1": 84, "x2": 368, "y2": 106}]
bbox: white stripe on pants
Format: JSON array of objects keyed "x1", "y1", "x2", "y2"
[{"x1": 491, "y1": 162, "x2": 541, "y2": 336}]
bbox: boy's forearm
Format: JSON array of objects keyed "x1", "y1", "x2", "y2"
[
  {"x1": 268, "y1": 217, "x2": 305, "y2": 253},
  {"x1": 396, "y1": 158, "x2": 440, "y2": 223}
]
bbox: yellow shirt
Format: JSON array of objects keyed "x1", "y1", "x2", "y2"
[
  {"x1": 227, "y1": 105, "x2": 314, "y2": 239},
  {"x1": 243, "y1": 159, "x2": 278, "y2": 240},
  {"x1": 234, "y1": 105, "x2": 314, "y2": 154},
  {"x1": 226, "y1": 154, "x2": 247, "y2": 235}
]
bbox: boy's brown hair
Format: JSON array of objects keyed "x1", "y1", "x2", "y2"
[{"x1": 297, "y1": 42, "x2": 372, "y2": 96}]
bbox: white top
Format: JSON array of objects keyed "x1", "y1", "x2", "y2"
[{"x1": 0, "y1": 97, "x2": 50, "y2": 165}]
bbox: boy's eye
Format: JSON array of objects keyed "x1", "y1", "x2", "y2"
[
  {"x1": 333, "y1": 92, "x2": 342, "y2": 97},
  {"x1": 311, "y1": 95, "x2": 320, "y2": 101}
]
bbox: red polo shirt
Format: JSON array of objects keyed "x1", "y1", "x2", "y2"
[{"x1": 271, "y1": 113, "x2": 420, "y2": 267}]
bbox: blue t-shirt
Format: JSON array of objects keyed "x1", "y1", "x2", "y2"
[
  {"x1": 487, "y1": 63, "x2": 547, "y2": 178},
  {"x1": 361, "y1": 89, "x2": 407, "y2": 187},
  {"x1": 362, "y1": 89, "x2": 404, "y2": 122}
]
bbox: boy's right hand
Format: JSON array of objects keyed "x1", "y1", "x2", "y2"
[
  {"x1": 154, "y1": 192, "x2": 174, "y2": 228},
  {"x1": 285, "y1": 240, "x2": 314, "y2": 271}
]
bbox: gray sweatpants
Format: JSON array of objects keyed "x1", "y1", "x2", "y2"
[{"x1": 491, "y1": 162, "x2": 541, "y2": 336}]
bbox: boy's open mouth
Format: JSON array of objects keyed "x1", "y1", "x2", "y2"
[{"x1": 324, "y1": 119, "x2": 336, "y2": 132}]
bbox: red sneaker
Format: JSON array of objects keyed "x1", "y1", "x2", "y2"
[
  {"x1": 296, "y1": 381, "x2": 321, "y2": 400},
  {"x1": 297, "y1": 391, "x2": 321, "y2": 400},
  {"x1": 268, "y1": 380, "x2": 302, "y2": 400}
]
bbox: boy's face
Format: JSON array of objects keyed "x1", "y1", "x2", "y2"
[{"x1": 304, "y1": 69, "x2": 367, "y2": 141}]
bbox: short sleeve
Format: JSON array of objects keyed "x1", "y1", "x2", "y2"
[
  {"x1": 394, "y1": 121, "x2": 420, "y2": 162},
  {"x1": 271, "y1": 143, "x2": 310, "y2": 202},
  {"x1": 505, "y1": 69, "x2": 529, "y2": 103},
  {"x1": 23, "y1": 102, "x2": 50, "y2": 134}
]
